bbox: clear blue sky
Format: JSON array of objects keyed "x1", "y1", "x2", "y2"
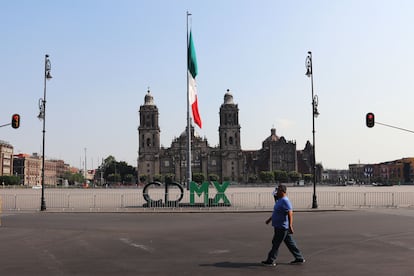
[{"x1": 1, "y1": 0, "x2": 414, "y2": 170}]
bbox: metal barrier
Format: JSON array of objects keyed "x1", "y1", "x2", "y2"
[{"x1": 1, "y1": 188, "x2": 414, "y2": 211}]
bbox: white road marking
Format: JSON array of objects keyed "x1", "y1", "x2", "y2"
[
  {"x1": 208, "y1": 249, "x2": 230, "y2": 254},
  {"x1": 120, "y1": 238, "x2": 154, "y2": 253}
]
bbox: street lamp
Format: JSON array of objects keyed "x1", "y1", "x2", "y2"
[
  {"x1": 306, "y1": 51, "x2": 318, "y2": 209},
  {"x1": 38, "y1": 54, "x2": 52, "y2": 211}
]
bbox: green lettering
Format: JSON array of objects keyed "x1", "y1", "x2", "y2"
[
  {"x1": 189, "y1": 181, "x2": 209, "y2": 205},
  {"x1": 213, "y1": 181, "x2": 230, "y2": 204}
]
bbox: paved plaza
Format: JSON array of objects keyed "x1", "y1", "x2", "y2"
[{"x1": 1, "y1": 208, "x2": 414, "y2": 275}]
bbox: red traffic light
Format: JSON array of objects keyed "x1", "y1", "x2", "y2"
[
  {"x1": 11, "y1": 114, "x2": 20, "y2": 129},
  {"x1": 366, "y1": 112, "x2": 375, "y2": 128}
]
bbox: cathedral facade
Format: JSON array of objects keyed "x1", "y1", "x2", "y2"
[{"x1": 137, "y1": 89, "x2": 313, "y2": 183}]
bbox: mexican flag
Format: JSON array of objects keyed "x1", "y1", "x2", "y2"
[{"x1": 188, "y1": 30, "x2": 202, "y2": 128}]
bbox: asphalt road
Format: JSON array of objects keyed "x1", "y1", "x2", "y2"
[{"x1": 1, "y1": 209, "x2": 414, "y2": 275}]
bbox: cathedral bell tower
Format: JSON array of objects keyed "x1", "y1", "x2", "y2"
[
  {"x1": 219, "y1": 89, "x2": 242, "y2": 181},
  {"x1": 219, "y1": 89, "x2": 241, "y2": 150},
  {"x1": 137, "y1": 89, "x2": 161, "y2": 181}
]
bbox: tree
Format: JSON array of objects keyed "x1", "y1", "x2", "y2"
[
  {"x1": 288, "y1": 171, "x2": 301, "y2": 182},
  {"x1": 259, "y1": 171, "x2": 274, "y2": 183},
  {"x1": 0, "y1": 175, "x2": 20, "y2": 186},
  {"x1": 303, "y1": 174, "x2": 313, "y2": 183},
  {"x1": 63, "y1": 171, "x2": 84, "y2": 186},
  {"x1": 139, "y1": 175, "x2": 147, "y2": 184},
  {"x1": 124, "y1": 174, "x2": 135, "y2": 184},
  {"x1": 107, "y1": 173, "x2": 121, "y2": 183},
  {"x1": 96, "y1": 156, "x2": 137, "y2": 184},
  {"x1": 153, "y1": 174, "x2": 163, "y2": 182},
  {"x1": 192, "y1": 173, "x2": 205, "y2": 184},
  {"x1": 164, "y1": 173, "x2": 175, "y2": 183},
  {"x1": 248, "y1": 174, "x2": 258, "y2": 183},
  {"x1": 274, "y1": 170, "x2": 288, "y2": 182},
  {"x1": 208, "y1": 173, "x2": 219, "y2": 181}
]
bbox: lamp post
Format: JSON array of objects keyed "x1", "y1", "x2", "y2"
[
  {"x1": 306, "y1": 51, "x2": 318, "y2": 209},
  {"x1": 39, "y1": 54, "x2": 52, "y2": 211}
]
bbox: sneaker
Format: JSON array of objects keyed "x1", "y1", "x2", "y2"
[
  {"x1": 290, "y1": 259, "x2": 306, "y2": 264},
  {"x1": 261, "y1": 260, "x2": 276, "y2": 266}
]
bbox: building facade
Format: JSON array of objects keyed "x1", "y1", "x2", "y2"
[
  {"x1": 0, "y1": 140, "x2": 14, "y2": 176},
  {"x1": 348, "y1": 157, "x2": 414, "y2": 185},
  {"x1": 137, "y1": 89, "x2": 313, "y2": 183},
  {"x1": 13, "y1": 153, "x2": 70, "y2": 186}
]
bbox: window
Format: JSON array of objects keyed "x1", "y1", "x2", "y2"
[{"x1": 146, "y1": 115, "x2": 151, "y2": 127}]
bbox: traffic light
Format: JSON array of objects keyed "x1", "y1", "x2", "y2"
[
  {"x1": 11, "y1": 114, "x2": 20, "y2": 129},
  {"x1": 366, "y1": 112, "x2": 375, "y2": 128}
]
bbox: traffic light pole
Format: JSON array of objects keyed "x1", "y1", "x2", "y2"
[
  {"x1": 0, "y1": 123, "x2": 11, "y2": 128},
  {"x1": 366, "y1": 113, "x2": 414, "y2": 133},
  {"x1": 1, "y1": 114, "x2": 21, "y2": 128},
  {"x1": 375, "y1": 122, "x2": 414, "y2": 134}
]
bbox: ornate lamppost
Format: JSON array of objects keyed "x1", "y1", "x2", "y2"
[
  {"x1": 306, "y1": 51, "x2": 319, "y2": 209},
  {"x1": 38, "y1": 54, "x2": 52, "y2": 211}
]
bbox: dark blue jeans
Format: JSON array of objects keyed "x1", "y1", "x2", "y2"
[{"x1": 266, "y1": 228, "x2": 304, "y2": 262}]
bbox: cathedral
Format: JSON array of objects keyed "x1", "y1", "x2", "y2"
[{"x1": 137, "y1": 89, "x2": 313, "y2": 183}]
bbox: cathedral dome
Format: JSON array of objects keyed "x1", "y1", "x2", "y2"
[
  {"x1": 144, "y1": 89, "x2": 155, "y2": 105},
  {"x1": 223, "y1": 89, "x2": 234, "y2": 105},
  {"x1": 179, "y1": 125, "x2": 200, "y2": 138},
  {"x1": 266, "y1": 128, "x2": 279, "y2": 142}
]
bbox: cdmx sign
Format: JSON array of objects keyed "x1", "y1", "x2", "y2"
[{"x1": 142, "y1": 181, "x2": 231, "y2": 207}]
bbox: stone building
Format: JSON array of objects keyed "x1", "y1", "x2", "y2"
[
  {"x1": 0, "y1": 140, "x2": 14, "y2": 176},
  {"x1": 13, "y1": 153, "x2": 69, "y2": 186},
  {"x1": 349, "y1": 157, "x2": 414, "y2": 185},
  {"x1": 137, "y1": 89, "x2": 313, "y2": 183},
  {"x1": 256, "y1": 128, "x2": 297, "y2": 173},
  {"x1": 13, "y1": 153, "x2": 42, "y2": 186}
]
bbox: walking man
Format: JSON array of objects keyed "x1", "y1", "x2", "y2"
[{"x1": 262, "y1": 184, "x2": 305, "y2": 266}]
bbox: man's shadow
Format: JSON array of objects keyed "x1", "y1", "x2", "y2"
[
  {"x1": 200, "y1": 262, "x2": 290, "y2": 269},
  {"x1": 200, "y1": 262, "x2": 264, "y2": 269}
]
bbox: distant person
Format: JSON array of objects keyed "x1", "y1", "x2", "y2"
[{"x1": 262, "y1": 184, "x2": 305, "y2": 266}]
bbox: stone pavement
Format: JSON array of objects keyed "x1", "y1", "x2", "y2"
[{"x1": 0, "y1": 208, "x2": 413, "y2": 275}]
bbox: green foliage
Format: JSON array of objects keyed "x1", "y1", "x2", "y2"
[
  {"x1": 274, "y1": 170, "x2": 288, "y2": 182},
  {"x1": 248, "y1": 174, "x2": 257, "y2": 183},
  {"x1": 164, "y1": 173, "x2": 175, "y2": 183},
  {"x1": 124, "y1": 174, "x2": 135, "y2": 183},
  {"x1": 96, "y1": 156, "x2": 137, "y2": 184},
  {"x1": 192, "y1": 173, "x2": 205, "y2": 184},
  {"x1": 139, "y1": 175, "x2": 147, "y2": 183},
  {"x1": 259, "y1": 171, "x2": 274, "y2": 182},
  {"x1": 0, "y1": 175, "x2": 20, "y2": 185},
  {"x1": 208, "y1": 173, "x2": 219, "y2": 181},
  {"x1": 107, "y1": 173, "x2": 121, "y2": 183},
  {"x1": 303, "y1": 174, "x2": 313, "y2": 183},
  {"x1": 288, "y1": 171, "x2": 301, "y2": 182},
  {"x1": 63, "y1": 171, "x2": 85, "y2": 185},
  {"x1": 153, "y1": 174, "x2": 163, "y2": 182}
]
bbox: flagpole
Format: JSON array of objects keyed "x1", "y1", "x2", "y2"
[{"x1": 186, "y1": 11, "x2": 192, "y2": 190}]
